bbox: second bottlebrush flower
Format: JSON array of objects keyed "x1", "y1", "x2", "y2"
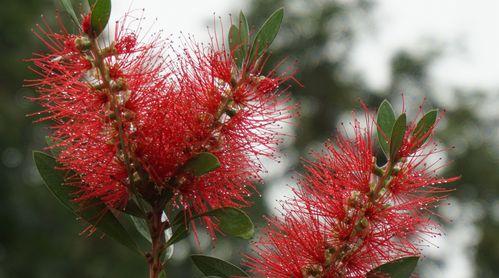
[{"x1": 246, "y1": 101, "x2": 459, "y2": 277}]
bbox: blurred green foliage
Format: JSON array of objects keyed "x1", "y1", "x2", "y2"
[{"x1": 1, "y1": 0, "x2": 497, "y2": 277}]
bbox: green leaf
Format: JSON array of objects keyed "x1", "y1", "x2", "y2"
[
  {"x1": 228, "y1": 25, "x2": 240, "y2": 50},
  {"x1": 389, "y1": 113, "x2": 407, "y2": 162},
  {"x1": 88, "y1": 0, "x2": 97, "y2": 7},
  {"x1": 199, "y1": 207, "x2": 254, "y2": 239},
  {"x1": 123, "y1": 200, "x2": 146, "y2": 218},
  {"x1": 90, "y1": 0, "x2": 111, "y2": 37},
  {"x1": 59, "y1": 0, "x2": 79, "y2": 25},
  {"x1": 239, "y1": 11, "x2": 249, "y2": 45},
  {"x1": 228, "y1": 25, "x2": 242, "y2": 64},
  {"x1": 129, "y1": 215, "x2": 151, "y2": 243},
  {"x1": 228, "y1": 11, "x2": 250, "y2": 68},
  {"x1": 376, "y1": 100, "x2": 396, "y2": 158},
  {"x1": 183, "y1": 152, "x2": 221, "y2": 176},
  {"x1": 412, "y1": 109, "x2": 438, "y2": 149},
  {"x1": 165, "y1": 223, "x2": 189, "y2": 247},
  {"x1": 367, "y1": 256, "x2": 419, "y2": 278},
  {"x1": 191, "y1": 255, "x2": 249, "y2": 277},
  {"x1": 33, "y1": 151, "x2": 140, "y2": 254},
  {"x1": 249, "y1": 8, "x2": 284, "y2": 61}
]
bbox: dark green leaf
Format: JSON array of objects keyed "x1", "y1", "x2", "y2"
[
  {"x1": 376, "y1": 100, "x2": 396, "y2": 158},
  {"x1": 229, "y1": 11, "x2": 250, "y2": 68},
  {"x1": 88, "y1": 0, "x2": 97, "y2": 7},
  {"x1": 90, "y1": 0, "x2": 111, "y2": 37},
  {"x1": 239, "y1": 11, "x2": 249, "y2": 45},
  {"x1": 228, "y1": 25, "x2": 244, "y2": 66},
  {"x1": 228, "y1": 25, "x2": 239, "y2": 51},
  {"x1": 171, "y1": 210, "x2": 187, "y2": 226},
  {"x1": 33, "y1": 151, "x2": 140, "y2": 254},
  {"x1": 367, "y1": 256, "x2": 419, "y2": 278},
  {"x1": 59, "y1": 0, "x2": 79, "y2": 25},
  {"x1": 199, "y1": 207, "x2": 254, "y2": 239},
  {"x1": 165, "y1": 223, "x2": 189, "y2": 246},
  {"x1": 191, "y1": 255, "x2": 249, "y2": 277},
  {"x1": 412, "y1": 109, "x2": 438, "y2": 149},
  {"x1": 249, "y1": 8, "x2": 284, "y2": 61},
  {"x1": 123, "y1": 200, "x2": 146, "y2": 218},
  {"x1": 389, "y1": 113, "x2": 407, "y2": 162},
  {"x1": 129, "y1": 215, "x2": 151, "y2": 243},
  {"x1": 183, "y1": 152, "x2": 220, "y2": 176}
]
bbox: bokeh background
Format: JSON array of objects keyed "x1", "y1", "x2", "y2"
[{"x1": 1, "y1": 0, "x2": 498, "y2": 277}]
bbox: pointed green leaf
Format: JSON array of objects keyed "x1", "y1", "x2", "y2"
[
  {"x1": 191, "y1": 255, "x2": 249, "y2": 277},
  {"x1": 367, "y1": 256, "x2": 419, "y2": 278},
  {"x1": 228, "y1": 25, "x2": 240, "y2": 51},
  {"x1": 59, "y1": 0, "x2": 79, "y2": 25},
  {"x1": 249, "y1": 8, "x2": 284, "y2": 61},
  {"x1": 231, "y1": 11, "x2": 250, "y2": 68},
  {"x1": 389, "y1": 113, "x2": 407, "y2": 162},
  {"x1": 33, "y1": 151, "x2": 140, "y2": 254},
  {"x1": 90, "y1": 0, "x2": 111, "y2": 37},
  {"x1": 183, "y1": 152, "x2": 220, "y2": 176},
  {"x1": 228, "y1": 25, "x2": 243, "y2": 65},
  {"x1": 412, "y1": 109, "x2": 438, "y2": 149},
  {"x1": 376, "y1": 100, "x2": 396, "y2": 158},
  {"x1": 239, "y1": 11, "x2": 249, "y2": 45},
  {"x1": 199, "y1": 207, "x2": 254, "y2": 239},
  {"x1": 130, "y1": 215, "x2": 151, "y2": 243},
  {"x1": 165, "y1": 222, "x2": 189, "y2": 247}
]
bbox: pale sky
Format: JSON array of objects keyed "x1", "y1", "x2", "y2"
[{"x1": 110, "y1": 1, "x2": 496, "y2": 277}]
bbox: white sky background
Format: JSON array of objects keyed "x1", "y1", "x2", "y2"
[
  {"x1": 353, "y1": 0, "x2": 499, "y2": 92},
  {"x1": 110, "y1": 1, "x2": 497, "y2": 277}
]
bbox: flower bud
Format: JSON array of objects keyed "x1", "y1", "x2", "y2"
[
  {"x1": 75, "y1": 36, "x2": 92, "y2": 51},
  {"x1": 301, "y1": 264, "x2": 324, "y2": 278}
]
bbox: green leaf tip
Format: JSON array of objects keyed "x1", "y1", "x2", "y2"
[
  {"x1": 412, "y1": 109, "x2": 438, "y2": 149},
  {"x1": 376, "y1": 100, "x2": 396, "y2": 158},
  {"x1": 90, "y1": 0, "x2": 111, "y2": 37},
  {"x1": 191, "y1": 255, "x2": 249, "y2": 277},
  {"x1": 200, "y1": 207, "x2": 254, "y2": 239},
  {"x1": 367, "y1": 256, "x2": 420, "y2": 278},
  {"x1": 228, "y1": 11, "x2": 250, "y2": 68},
  {"x1": 389, "y1": 113, "x2": 407, "y2": 162},
  {"x1": 249, "y1": 7, "x2": 284, "y2": 61},
  {"x1": 165, "y1": 223, "x2": 190, "y2": 247},
  {"x1": 183, "y1": 152, "x2": 221, "y2": 176}
]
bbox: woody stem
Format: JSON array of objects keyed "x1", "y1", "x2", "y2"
[{"x1": 147, "y1": 206, "x2": 167, "y2": 278}]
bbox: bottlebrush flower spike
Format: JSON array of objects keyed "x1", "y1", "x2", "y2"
[
  {"x1": 246, "y1": 102, "x2": 458, "y2": 277},
  {"x1": 134, "y1": 26, "x2": 296, "y2": 237},
  {"x1": 28, "y1": 7, "x2": 294, "y2": 239},
  {"x1": 26, "y1": 12, "x2": 171, "y2": 209}
]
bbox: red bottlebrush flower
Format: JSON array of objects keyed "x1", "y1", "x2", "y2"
[
  {"x1": 27, "y1": 14, "x2": 170, "y2": 209},
  {"x1": 246, "y1": 106, "x2": 457, "y2": 277},
  {"x1": 132, "y1": 32, "x2": 296, "y2": 237},
  {"x1": 28, "y1": 11, "x2": 295, "y2": 239}
]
